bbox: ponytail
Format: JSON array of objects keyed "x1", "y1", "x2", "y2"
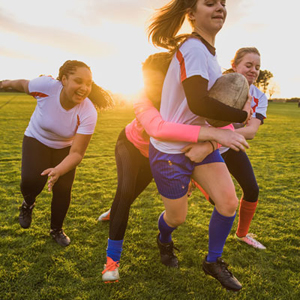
[
  {"x1": 88, "y1": 82, "x2": 114, "y2": 110},
  {"x1": 148, "y1": 0, "x2": 198, "y2": 50}
]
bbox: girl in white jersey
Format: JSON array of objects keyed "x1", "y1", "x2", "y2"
[
  {"x1": 147, "y1": 0, "x2": 252, "y2": 292},
  {"x1": 193, "y1": 48, "x2": 268, "y2": 249},
  {"x1": 0, "y1": 60, "x2": 112, "y2": 246}
]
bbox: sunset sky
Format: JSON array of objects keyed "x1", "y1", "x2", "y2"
[{"x1": 0, "y1": 0, "x2": 299, "y2": 99}]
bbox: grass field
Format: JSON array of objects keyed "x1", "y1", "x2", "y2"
[{"x1": 0, "y1": 93, "x2": 299, "y2": 300}]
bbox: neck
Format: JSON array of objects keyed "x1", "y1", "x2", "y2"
[
  {"x1": 60, "y1": 89, "x2": 74, "y2": 110},
  {"x1": 193, "y1": 26, "x2": 216, "y2": 46}
]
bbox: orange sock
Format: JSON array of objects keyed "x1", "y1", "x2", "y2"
[{"x1": 236, "y1": 199, "x2": 258, "y2": 237}]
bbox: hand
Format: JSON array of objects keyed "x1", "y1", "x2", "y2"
[
  {"x1": 41, "y1": 168, "x2": 61, "y2": 192},
  {"x1": 242, "y1": 94, "x2": 253, "y2": 124},
  {"x1": 214, "y1": 129, "x2": 249, "y2": 152},
  {"x1": 181, "y1": 142, "x2": 212, "y2": 163}
]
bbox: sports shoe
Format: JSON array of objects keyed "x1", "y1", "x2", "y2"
[
  {"x1": 202, "y1": 256, "x2": 242, "y2": 292},
  {"x1": 50, "y1": 229, "x2": 71, "y2": 247},
  {"x1": 102, "y1": 257, "x2": 119, "y2": 283},
  {"x1": 156, "y1": 234, "x2": 179, "y2": 268},
  {"x1": 19, "y1": 201, "x2": 35, "y2": 228},
  {"x1": 98, "y1": 209, "x2": 111, "y2": 222},
  {"x1": 235, "y1": 233, "x2": 266, "y2": 250}
]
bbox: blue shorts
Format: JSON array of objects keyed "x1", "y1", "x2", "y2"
[{"x1": 149, "y1": 143, "x2": 224, "y2": 199}]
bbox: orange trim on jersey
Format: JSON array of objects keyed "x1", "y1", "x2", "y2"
[
  {"x1": 176, "y1": 50, "x2": 187, "y2": 82},
  {"x1": 30, "y1": 92, "x2": 48, "y2": 98},
  {"x1": 75, "y1": 114, "x2": 80, "y2": 133},
  {"x1": 252, "y1": 97, "x2": 259, "y2": 113}
]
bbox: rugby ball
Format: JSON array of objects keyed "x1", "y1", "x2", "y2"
[{"x1": 206, "y1": 73, "x2": 249, "y2": 127}]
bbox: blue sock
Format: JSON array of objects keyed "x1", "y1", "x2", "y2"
[
  {"x1": 106, "y1": 239, "x2": 123, "y2": 262},
  {"x1": 158, "y1": 211, "x2": 176, "y2": 243},
  {"x1": 206, "y1": 207, "x2": 236, "y2": 263}
]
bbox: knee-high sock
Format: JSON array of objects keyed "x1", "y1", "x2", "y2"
[
  {"x1": 236, "y1": 199, "x2": 258, "y2": 238},
  {"x1": 106, "y1": 239, "x2": 123, "y2": 262},
  {"x1": 158, "y1": 211, "x2": 176, "y2": 243},
  {"x1": 207, "y1": 207, "x2": 236, "y2": 263}
]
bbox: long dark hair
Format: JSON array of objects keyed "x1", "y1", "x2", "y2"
[{"x1": 148, "y1": 0, "x2": 198, "y2": 50}]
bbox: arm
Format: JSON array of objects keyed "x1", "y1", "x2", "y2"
[
  {"x1": 235, "y1": 117, "x2": 261, "y2": 140},
  {"x1": 135, "y1": 96, "x2": 249, "y2": 151},
  {"x1": 1, "y1": 80, "x2": 30, "y2": 94},
  {"x1": 182, "y1": 75, "x2": 250, "y2": 123},
  {"x1": 41, "y1": 133, "x2": 92, "y2": 191}
]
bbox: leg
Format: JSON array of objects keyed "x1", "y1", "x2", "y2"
[
  {"x1": 103, "y1": 130, "x2": 152, "y2": 282},
  {"x1": 50, "y1": 146, "x2": 75, "y2": 231},
  {"x1": 222, "y1": 149, "x2": 265, "y2": 249},
  {"x1": 193, "y1": 162, "x2": 242, "y2": 291},
  {"x1": 49, "y1": 146, "x2": 75, "y2": 247},
  {"x1": 19, "y1": 136, "x2": 50, "y2": 228},
  {"x1": 20, "y1": 136, "x2": 50, "y2": 206}
]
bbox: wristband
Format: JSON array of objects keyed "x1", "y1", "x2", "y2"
[{"x1": 208, "y1": 140, "x2": 215, "y2": 152}]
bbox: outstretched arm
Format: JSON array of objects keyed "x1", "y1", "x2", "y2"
[
  {"x1": 41, "y1": 133, "x2": 92, "y2": 191},
  {"x1": 0, "y1": 80, "x2": 30, "y2": 94}
]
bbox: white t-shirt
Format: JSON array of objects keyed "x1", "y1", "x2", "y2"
[
  {"x1": 219, "y1": 84, "x2": 268, "y2": 154},
  {"x1": 150, "y1": 37, "x2": 222, "y2": 154},
  {"x1": 25, "y1": 76, "x2": 97, "y2": 149}
]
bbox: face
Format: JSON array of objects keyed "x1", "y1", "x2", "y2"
[
  {"x1": 188, "y1": 0, "x2": 227, "y2": 36},
  {"x1": 233, "y1": 53, "x2": 261, "y2": 85},
  {"x1": 143, "y1": 69, "x2": 165, "y2": 106},
  {"x1": 61, "y1": 67, "x2": 92, "y2": 107}
]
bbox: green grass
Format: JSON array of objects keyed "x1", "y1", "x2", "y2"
[{"x1": 0, "y1": 93, "x2": 299, "y2": 300}]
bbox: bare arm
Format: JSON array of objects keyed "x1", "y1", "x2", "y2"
[
  {"x1": 41, "y1": 133, "x2": 92, "y2": 191},
  {"x1": 1, "y1": 80, "x2": 30, "y2": 94},
  {"x1": 235, "y1": 118, "x2": 261, "y2": 140}
]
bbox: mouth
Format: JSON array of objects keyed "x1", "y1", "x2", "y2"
[{"x1": 75, "y1": 91, "x2": 86, "y2": 99}]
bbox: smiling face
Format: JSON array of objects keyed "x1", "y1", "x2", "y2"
[
  {"x1": 188, "y1": 0, "x2": 227, "y2": 40},
  {"x1": 233, "y1": 53, "x2": 261, "y2": 85},
  {"x1": 61, "y1": 66, "x2": 92, "y2": 109}
]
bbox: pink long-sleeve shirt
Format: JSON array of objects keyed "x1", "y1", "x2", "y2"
[{"x1": 125, "y1": 94, "x2": 201, "y2": 158}]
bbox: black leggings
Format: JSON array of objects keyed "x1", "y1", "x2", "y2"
[
  {"x1": 21, "y1": 136, "x2": 76, "y2": 230},
  {"x1": 221, "y1": 149, "x2": 259, "y2": 202},
  {"x1": 109, "y1": 129, "x2": 153, "y2": 240}
]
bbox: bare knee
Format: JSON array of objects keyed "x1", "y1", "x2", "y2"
[
  {"x1": 165, "y1": 212, "x2": 186, "y2": 228},
  {"x1": 214, "y1": 190, "x2": 238, "y2": 216}
]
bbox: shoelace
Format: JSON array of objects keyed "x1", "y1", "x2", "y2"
[
  {"x1": 102, "y1": 260, "x2": 119, "y2": 274},
  {"x1": 218, "y1": 259, "x2": 233, "y2": 277}
]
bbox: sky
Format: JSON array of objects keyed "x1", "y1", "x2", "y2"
[{"x1": 0, "y1": 0, "x2": 299, "y2": 99}]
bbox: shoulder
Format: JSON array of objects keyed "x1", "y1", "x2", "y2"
[
  {"x1": 250, "y1": 85, "x2": 268, "y2": 102},
  {"x1": 28, "y1": 76, "x2": 60, "y2": 97},
  {"x1": 179, "y1": 37, "x2": 206, "y2": 52}
]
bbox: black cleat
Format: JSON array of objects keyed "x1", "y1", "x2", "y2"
[
  {"x1": 202, "y1": 256, "x2": 242, "y2": 291},
  {"x1": 19, "y1": 201, "x2": 35, "y2": 228},
  {"x1": 157, "y1": 234, "x2": 179, "y2": 268},
  {"x1": 50, "y1": 229, "x2": 71, "y2": 247}
]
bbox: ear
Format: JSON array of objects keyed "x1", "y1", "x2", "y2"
[
  {"x1": 61, "y1": 75, "x2": 67, "y2": 86},
  {"x1": 187, "y1": 8, "x2": 195, "y2": 21},
  {"x1": 232, "y1": 63, "x2": 237, "y2": 72}
]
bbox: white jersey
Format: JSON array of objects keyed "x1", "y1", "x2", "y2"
[
  {"x1": 219, "y1": 84, "x2": 268, "y2": 154},
  {"x1": 150, "y1": 37, "x2": 222, "y2": 154},
  {"x1": 25, "y1": 76, "x2": 97, "y2": 149}
]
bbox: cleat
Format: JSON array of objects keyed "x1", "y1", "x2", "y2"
[
  {"x1": 202, "y1": 256, "x2": 242, "y2": 292},
  {"x1": 156, "y1": 234, "x2": 179, "y2": 268},
  {"x1": 102, "y1": 257, "x2": 119, "y2": 282},
  {"x1": 235, "y1": 233, "x2": 266, "y2": 250},
  {"x1": 50, "y1": 229, "x2": 71, "y2": 247},
  {"x1": 19, "y1": 201, "x2": 35, "y2": 228},
  {"x1": 98, "y1": 209, "x2": 111, "y2": 222}
]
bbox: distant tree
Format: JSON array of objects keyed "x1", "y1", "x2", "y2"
[
  {"x1": 268, "y1": 80, "x2": 280, "y2": 99},
  {"x1": 255, "y1": 70, "x2": 273, "y2": 94}
]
